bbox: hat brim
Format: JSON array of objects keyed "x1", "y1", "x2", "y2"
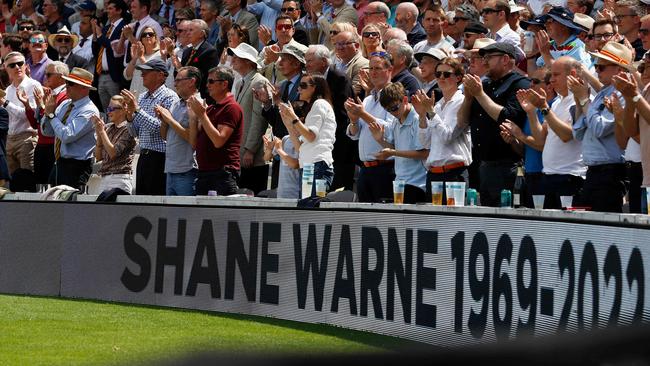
[
  {"x1": 546, "y1": 14, "x2": 585, "y2": 32},
  {"x1": 135, "y1": 64, "x2": 169, "y2": 75},
  {"x1": 227, "y1": 47, "x2": 260, "y2": 67},
  {"x1": 588, "y1": 51, "x2": 634, "y2": 71},
  {"x1": 61, "y1": 75, "x2": 97, "y2": 90},
  {"x1": 278, "y1": 51, "x2": 305, "y2": 64},
  {"x1": 47, "y1": 34, "x2": 80, "y2": 48},
  {"x1": 520, "y1": 20, "x2": 543, "y2": 30}
]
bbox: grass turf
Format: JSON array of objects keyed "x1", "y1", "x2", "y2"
[{"x1": 0, "y1": 294, "x2": 416, "y2": 365}]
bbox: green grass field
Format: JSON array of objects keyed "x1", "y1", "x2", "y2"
[{"x1": 0, "y1": 294, "x2": 416, "y2": 365}]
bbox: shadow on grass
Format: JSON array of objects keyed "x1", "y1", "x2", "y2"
[{"x1": 0, "y1": 293, "x2": 429, "y2": 352}]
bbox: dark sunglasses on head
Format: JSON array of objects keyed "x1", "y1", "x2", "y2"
[
  {"x1": 18, "y1": 25, "x2": 34, "y2": 31},
  {"x1": 56, "y1": 37, "x2": 71, "y2": 43},
  {"x1": 106, "y1": 106, "x2": 123, "y2": 113},
  {"x1": 435, "y1": 71, "x2": 456, "y2": 79},
  {"x1": 362, "y1": 31, "x2": 380, "y2": 38},
  {"x1": 298, "y1": 81, "x2": 313, "y2": 89},
  {"x1": 385, "y1": 103, "x2": 401, "y2": 113},
  {"x1": 207, "y1": 78, "x2": 225, "y2": 84},
  {"x1": 141, "y1": 32, "x2": 156, "y2": 38},
  {"x1": 276, "y1": 23, "x2": 293, "y2": 31},
  {"x1": 7, "y1": 61, "x2": 25, "y2": 69},
  {"x1": 280, "y1": 6, "x2": 296, "y2": 12}
]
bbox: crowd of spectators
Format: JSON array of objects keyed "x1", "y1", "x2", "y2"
[{"x1": 0, "y1": 0, "x2": 649, "y2": 213}]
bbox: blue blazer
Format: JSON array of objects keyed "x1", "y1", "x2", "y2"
[{"x1": 92, "y1": 20, "x2": 127, "y2": 87}]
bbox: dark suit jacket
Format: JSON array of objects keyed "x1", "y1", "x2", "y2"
[
  {"x1": 92, "y1": 20, "x2": 127, "y2": 86},
  {"x1": 326, "y1": 68, "x2": 356, "y2": 163},
  {"x1": 181, "y1": 41, "x2": 219, "y2": 101},
  {"x1": 262, "y1": 76, "x2": 300, "y2": 138},
  {"x1": 0, "y1": 107, "x2": 7, "y2": 157},
  {"x1": 294, "y1": 22, "x2": 310, "y2": 47}
]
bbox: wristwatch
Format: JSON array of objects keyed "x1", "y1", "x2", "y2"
[
  {"x1": 540, "y1": 108, "x2": 550, "y2": 116},
  {"x1": 47, "y1": 112, "x2": 55, "y2": 119},
  {"x1": 632, "y1": 94, "x2": 642, "y2": 103},
  {"x1": 134, "y1": 107, "x2": 141, "y2": 115},
  {"x1": 579, "y1": 98, "x2": 589, "y2": 107}
]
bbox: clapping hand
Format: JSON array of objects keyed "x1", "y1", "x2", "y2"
[
  {"x1": 368, "y1": 120, "x2": 384, "y2": 142},
  {"x1": 462, "y1": 74, "x2": 483, "y2": 97},
  {"x1": 120, "y1": 89, "x2": 138, "y2": 120},
  {"x1": 154, "y1": 105, "x2": 173, "y2": 123},
  {"x1": 500, "y1": 119, "x2": 524, "y2": 141},
  {"x1": 90, "y1": 114, "x2": 105, "y2": 131},
  {"x1": 279, "y1": 102, "x2": 298, "y2": 127},
  {"x1": 374, "y1": 148, "x2": 393, "y2": 160},
  {"x1": 258, "y1": 25, "x2": 272, "y2": 46},
  {"x1": 613, "y1": 71, "x2": 638, "y2": 98},
  {"x1": 603, "y1": 95, "x2": 624, "y2": 124},
  {"x1": 535, "y1": 30, "x2": 551, "y2": 55},
  {"x1": 187, "y1": 95, "x2": 207, "y2": 117},
  {"x1": 567, "y1": 75, "x2": 589, "y2": 101},
  {"x1": 44, "y1": 90, "x2": 57, "y2": 115},
  {"x1": 411, "y1": 90, "x2": 434, "y2": 117},
  {"x1": 16, "y1": 88, "x2": 29, "y2": 107},
  {"x1": 344, "y1": 96, "x2": 364, "y2": 122}
]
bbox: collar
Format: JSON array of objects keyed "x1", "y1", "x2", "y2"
[
  {"x1": 398, "y1": 106, "x2": 417, "y2": 125},
  {"x1": 53, "y1": 84, "x2": 66, "y2": 94},
  {"x1": 230, "y1": 9, "x2": 241, "y2": 20},
  {"x1": 193, "y1": 41, "x2": 204, "y2": 50},
  {"x1": 146, "y1": 84, "x2": 168, "y2": 98},
  {"x1": 288, "y1": 73, "x2": 301, "y2": 86},
  {"x1": 214, "y1": 93, "x2": 235, "y2": 106},
  {"x1": 111, "y1": 18, "x2": 123, "y2": 27},
  {"x1": 31, "y1": 55, "x2": 50, "y2": 66},
  {"x1": 495, "y1": 23, "x2": 512, "y2": 38},
  {"x1": 552, "y1": 34, "x2": 578, "y2": 51}
]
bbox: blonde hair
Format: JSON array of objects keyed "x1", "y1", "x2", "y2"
[{"x1": 360, "y1": 23, "x2": 382, "y2": 58}]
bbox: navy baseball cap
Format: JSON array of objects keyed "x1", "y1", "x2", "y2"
[{"x1": 136, "y1": 59, "x2": 169, "y2": 75}]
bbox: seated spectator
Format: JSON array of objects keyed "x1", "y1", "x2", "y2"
[{"x1": 93, "y1": 96, "x2": 137, "y2": 194}]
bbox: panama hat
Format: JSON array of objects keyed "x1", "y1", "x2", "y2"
[
  {"x1": 589, "y1": 41, "x2": 634, "y2": 70},
  {"x1": 227, "y1": 43, "x2": 260, "y2": 67},
  {"x1": 48, "y1": 26, "x2": 80, "y2": 48},
  {"x1": 62, "y1": 67, "x2": 97, "y2": 90}
]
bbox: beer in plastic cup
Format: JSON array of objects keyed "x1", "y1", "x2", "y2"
[
  {"x1": 315, "y1": 179, "x2": 327, "y2": 197},
  {"x1": 393, "y1": 180, "x2": 405, "y2": 204},
  {"x1": 431, "y1": 181, "x2": 444, "y2": 205},
  {"x1": 445, "y1": 183, "x2": 455, "y2": 206}
]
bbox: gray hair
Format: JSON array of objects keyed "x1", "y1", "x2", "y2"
[
  {"x1": 47, "y1": 61, "x2": 69, "y2": 76},
  {"x1": 208, "y1": 65, "x2": 235, "y2": 89},
  {"x1": 191, "y1": 19, "x2": 210, "y2": 39},
  {"x1": 396, "y1": 2, "x2": 419, "y2": 19},
  {"x1": 201, "y1": 0, "x2": 219, "y2": 12},
  {"x1": 308, "y1": 44, "x2": 331, "y2": 65},
  {"x1": 387, "y1": 39, "x2": 413, "y2": 67},
  {"x1": 368, "y1": 1, "x2": 391, "y2": 19},
  {"x1": 383, "y1": 28, "x2": 407, "y2": 43}
]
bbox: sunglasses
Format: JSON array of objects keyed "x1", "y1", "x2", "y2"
[
  {"x1": 18, "y1": 25, "x2": 34, "y2": 31},
  {"x1": 640, "y1": 28, "x2": 650, "y2": 36},
  {"x1": 385, "y1": 103, "x2": 401, "y2": 113},
  {"x1": 298, "y1": 81, "x2": 314, "y2": 89},
  {"x1": 45, "y1": 72, "x2": 60, "y2": 78},
  {"x1": 276, "y1": 23, "x2": 293, "y2": 31},
  {"x1": 329, "y1": 30, "x2": 340, "y2": 36},
  {"x1": 362, "y1": 31, "x2": 380, "y2": 38},
  {"x1": 435, "y1": 71, "x2": 456, "y2": 79},
  {"x1": 207, "y1": 78, "x2": 226, "y2": 84},
  {"x1": 7, "y1": 61, "x2": 25, "y2": 69},
  {"x1": 56, "y1": 37, "x2": 72, "y2": 43},
  {"x1": 595, "y1": 63, "x2": 615, "y2": 72},
  {"x1": 106, "y1": 106, "x2": 123, "y2": 113},
  {"x1": 141, "y1": 32, "x2": 156, "y2": 38},
  {"x1": 530, "y1": 78, "x2": 542, "y2": 85},
  {"x1": 30, "y1": 38, "x2": 45, "y2": 44},
  {"x1": 280, "y1": 6, "x2": 296, "y2": 12},
  {"x1": 453, "y1": 16, "x2": 469, "y2": 22}
]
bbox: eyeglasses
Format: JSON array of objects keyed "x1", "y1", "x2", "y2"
[
  {"x1": 453, "y1": 16, "x2": 469, "y2": 22},
  {"x1": 56, "y1": 37, "x2": 72, "y2": 43},
  {"x1": 362, "y1": 31, "x2": 380, "y2": 38},
  {"x1": 530, "y1": 78, "x2": 542, "y2": 85},
  {"x1": 29, "y1": 38, "x2": 45, "y2": 44},
  {"x1": 483, "y1": 53, "x2": 505, "y2": 61},
  {"x1": 207, "y1": 78, "x2": 226, "y2": 84},
  {"x1": 45, "y1": 72, "x2": 60, "y2": 78},
  {"x1": 385, "y1": 103, "x2": 401, "y2": 113},
  {"x1": 334, "y1": 41, "x2": 356, "y2": 48},
  {"x1": 640, "y1": 28, "x2": 650, "y2": 36},
  {"x1": 6, "y1": 61, "x2": 25, "y2": 69},
  {"x1": 141, "y1": 32, "x2": 156, "y2": 38},
  {"x1": 106, "y1": 106, "x2": 123, "y2": 113},
  {"x1": 435, "y1": 71, "x2": 456, "y2": 79},
  {"x1": 18, "y1": 25, "x2": 34, "y2": 31},
  {"x1": 276, "y1": 23, "x2": 293, "y2": 31},
  {"x1": 480, "y1": 7, "x2": 499, "y2": 15},
  {"x1": 280, "y1": 6, "x2": 296, "y2": 12},
  {"x1": 298, "y1": 81, "x2": 314, "y2": 89},
  {"x1": 329, "y1": 30, "x2": 340, "y2": 36},
  {"x1": 595, "y1": 63, "x2": 615, "y2": 72},
  {"x1": 593, "y1": 32, "x2": 615, "y2": 41}
]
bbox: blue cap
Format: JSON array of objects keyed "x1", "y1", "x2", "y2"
[
  {"x1": 135, "y1": 59, "x2": 169, "y2": 75},
  {"x1": 78, "y1": 0, "x2": 97, "y2": 11}
]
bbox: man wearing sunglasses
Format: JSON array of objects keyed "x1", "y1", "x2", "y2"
[
  {"x1": 482, "y1": 0, "x2": 524, "y2": 63},
  {"x1": 27, "y1": 31, "x2": 51, "y2": 85},
  {"x1": 259, "y1": 16, "x2": 300, "y2": 84},
  {"x1": 49, "y1": 26, "x2": 90, "y2": 72},
  {"x1": 1, "y1": 52, "x2": 42, "y2": 181}
]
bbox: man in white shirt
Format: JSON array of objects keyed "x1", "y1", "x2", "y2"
[
  {"x1": 72, "y1": 15, "x2": 94, "y2": 62},
  {"x1": 517, "y1": 56, "x2": 586, "y2": 209},
  {"x1": 482, "y1": 0, "x2": 524, "y2": 62},
  {"x1": 0, "y1": 52, "x2": 42, "y2": 176},
  {"x1": 413, "y1": 5, "x2": 455, "y2": 54}
]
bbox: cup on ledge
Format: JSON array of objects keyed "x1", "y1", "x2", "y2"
[
  {"x1": 452, "y1": 182, "x2": 466, "y2": 207},
  {"x1": 315, "y1": 179, "x2": 327, "y2": 198},
  {"x1": 208, "y1": 190, "x2": 217, "y2": 196},
  {"x1": 431, "y1": 181, "x2": 443, "y2": 205},
  {"x1": 560, "y1": 195, "x2": 573, "y2": 209},
  {"x1": 532, "y1": 195, "x2": 545, "y2": 210},
  {"x1": 393, "y1": 180, "x2": 405, "y2": 204}
]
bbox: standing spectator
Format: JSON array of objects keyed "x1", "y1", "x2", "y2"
[
  {"x1": 413, "y1": 5, "x2": 455, "y2": 54},
  {"x1": 465, "y1": 38, "x2": 496, "y2": 77},
  {"x1": 91, "y1": 0, "x2": 128, "y2": 112},
  {"x1": 218, "y1": 23, "x2": 249, "y2": 91},
  {"x1": 307, "y1": 0, "x2": 358, "y2": 48},
  {"x1": 189, "y1": 66, "x2": 244, "y2": 196},
  {"x1": 461, "y1": 22, "x2": 489, "y2": 51},
  {"x1": 305, "y1": 44, "x2": 356, "y2": 191},
  {"x1": 640, "y1": 15, "x2": 650, "y2": 53},
  {"x1": 263, "y1": 129, "x2": 300, "y2": 198},
  {"x1": 615, "y1": 0, "x2": 645, "y2": 61},
  {"x1": 122, "y1": 59, "x2": 180, "y2": 195},
  {"x1": 360, "y1": 23, "x2": 383, "y2": 58},
  {"x1": 200, "y1": 0, "x2": 221, "y2": 46},
  {"x1": 534, "y1": 6, "x2": 591, "y2": 72},
  {"x1": 415, "y1": 48, "x2": 448, "y2": 104},
  {"x1": 158, "y1": 0, "x2": 175, "y2": 26},
  {"x1": 42, "y1": 0, "x2": 69, "y2": 36},
  {"x1": 572, "y1": 41, "x2": 629, "y2": 212},
  {"x1": 258, "y1": 15, "x2": 295, "y2": 84},
  {"x1": 1, "y1": 35, "x2": 23, "y2": 59},
  {"x1": 70, "y1": 0, "x2": 97, "y2": 36},
  {"x1": 247, "y1": 0, "x2": 281, "y2": 49},
  {"x1": 124, "y1": 26, "x2": 167, "y2": 97},
  {"x1": 279, "y1": 74, "x2": 337, "y2": 195},
  {"x1": 27, "y1": 31, "x2": 51, "y2": 85},
  {"x1": 0, "y1": 93, "x2": 7, "y2": 187},
  {"x1": 412, "y1": 57, "x2": 471, "y2": 204},
  {"x1": 372, "y1": 82, "x2": 428, "y2": 203},
  {"x1": 364, "y1": 1, "x2": 391, "y2": 30},
  {"x1": 332, "y1": 31, "x2": 368, "y2": 96},
  {"x1": 116, "y1": 0, "x2": 164, "y2": 67},
  {"x1": 344, "y1": 51, "x2": 396, "y2": 203},
  {"x1": 41, "y1": 67, "x2": 99, "y2": 188},
  {"x1": 181, "y1": 19, "x2": 220, "y2": 102},
  {"x1": 387, "y1": 40, "x2": 420, "y2": 97},
  {"x1": 2, "y1": 52, "x2": 41, "y2": 177},
  {"x1": 395, "y1": 2, "x2": 426, "y2": 47},
  {"x1": 93, "y1": 95, "x2": 137, "y2": 193},
  {"x1": 50, "y1": 26, "x2": 90, "y2": 71},
  {"x1": 279, "y1": 0, "x2": 309, "y2": 47},
  {"x1": 230, "y1": 43, "x2": 271, "y2": 195},
  {"x1": 72, "y1": 15, "x2": 94, "y2": 63},
  {"x1": 217, "y1": 0, "x2": 259, "y2": 56},
  {"x1": 483, "y1": 0, "x2": 524, "y2": 62},
  {"x1": 157, "y1": 66, "x2": 201, "y2": 196},
  {"x1": 456, "y1": 43, "x2": 530, "y2": 206}
]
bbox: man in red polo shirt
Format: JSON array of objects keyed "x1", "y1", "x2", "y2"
[{"x1": 188, "y1": 65, "x2": 243, "y2": 195}]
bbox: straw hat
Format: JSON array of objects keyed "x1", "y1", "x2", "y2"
[
  {"x1": 48, "y1": 26, "x2": 80, "y2": 48},
  {"x1": 573, "y1": 13, "x2": 595, "y2": 33},
  {"x1": 62, "y1": 67, "x2": 96, "y2": 90},
  {"x1": 589, "y1": 41, "x2": 634, "y2": 70}
]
